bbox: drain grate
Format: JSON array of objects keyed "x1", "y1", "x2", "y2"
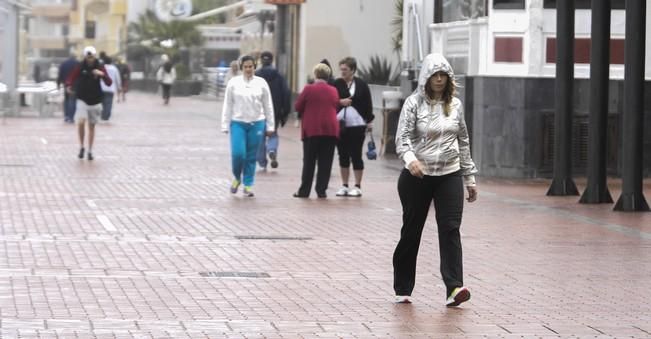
[
  {"x1": 235, "y1": 235, "x2": 312, "y2": 241},
  {"x1": 199, "y1": 271, "x2": 270, "y2": 278}
]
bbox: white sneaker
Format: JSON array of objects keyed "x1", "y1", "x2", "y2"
[
  {"x1": 347, "y1": 187, "x2": 362, "y2": 197},
  {"x1": 445, "y1": 286, "x2": 470, "y2": 307},
  {"x1": 395, "y1": 295, "x2": 411, "y2": 304},
  {"x1": 335, "y1": 186, "x2": 349, "y2": 196}
]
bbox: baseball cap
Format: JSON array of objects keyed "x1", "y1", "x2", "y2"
[
  {"x1": 83, "y1": 46, "x2": 97, "y2": 57},
  {"x1": 260, "y1": 51, "x2": 273, "y2": 63}
]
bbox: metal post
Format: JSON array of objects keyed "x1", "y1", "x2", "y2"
[
  {"x1": 274, "y1": 5, "x2": 289, "y2": 80},
  {"x1": 288, "y1": 4, "x2": 300, "y2": 93},
  {"x1": 580, "y1": 0, "x2": 613, "y2": 204},
  {"x1": 434, "y1": 0, "x2": 442, "y2": 23},
  {"x1": 547, "y1": 0, "x2": 579, "y2": 196},
  {"x1": 614, "y1": 0, "x2": 649, "y2": 211}
]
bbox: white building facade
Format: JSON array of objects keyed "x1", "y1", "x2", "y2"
[
  {"x1": 297, "y1": 0, "x2": 396, "y2": 90},
  {"x1": 410, "y1": 0, "x2": 651, "y2": 80},
  {"x1": 402, "y1": 0, "x2": 651, "y2": 178}
]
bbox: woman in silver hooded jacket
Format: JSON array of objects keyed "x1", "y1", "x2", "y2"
[{"x1": 393, "y1": 53, "x2": 478, "y2": 307}]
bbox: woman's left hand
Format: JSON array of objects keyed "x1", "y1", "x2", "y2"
[
  {"x1": 265, "y1": 131, "x2": 274, "y2": 137},
  {"x1": 340, "y1": 98, "x2": 352, "y2": 107},
  {"x1": 366, "y1": 123, "x2": 373, "y2": 132},
  {"x1": 466, "y1": 186, "x2": 478, "y2": 202}
]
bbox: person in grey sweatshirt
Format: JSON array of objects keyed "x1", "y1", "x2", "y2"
[{"x1": 392, "y1": 53, "x2": 478, "y2": 307}]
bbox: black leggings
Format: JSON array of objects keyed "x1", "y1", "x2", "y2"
[
  {"x1": 393, "y1": 169, "x2": 465, "y2": 297},
  {"x1": 161, "y1": 84, "x2": 171, "y2": 100},
  {"x1": 336, "y1": 126, "x2": 366, "y2": 170}
]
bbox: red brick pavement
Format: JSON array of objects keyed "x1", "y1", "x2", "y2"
[{"x1": 1, "y1": 93, "x2": 651, "y2": 338}]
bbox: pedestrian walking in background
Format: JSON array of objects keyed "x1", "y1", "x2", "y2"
[
  {"x1": 392, "y1": 53, "x2": 478, "y2": 307},
  {"x1": 221, "y1": 55, "x2": 275, "y2": 197},
  {"x1": 319, "y1": 58, "x2": 336, "y2": 86},
  {"x1": 57, "y1": 52, "x2": 79, "y2": 123},
  {"x1": 48, "y1": 63, "x2": 58, "y2": 81},
  {"x1": 292, "y1": 63, "x2": 340, "y2": 199},
  {"x1": 255, "y1": 51, "x2": 291, "y2": 171},
  {"x1": 156, "y1": 54, "x2": 176, "y2": 105},
  {"x1": 116, "y1": 58, "x2": 130, "y2": 102},
  {"x1": 65, "y1": 46, "x2": 112, "y2": 161},
  {"x1": 223, "y1": 60, "x2": 240, "y2": 89},
  {"x1": 333, "y1": 57, "x2": 374, "y2": 197},
  {"x1": 100, "y1": 57, "x2": 121, "y2": 121},
  {"x1": 33, "y1": 64, "x2": 42, "y2": 83},
  {"x1": 98, "y1": 51, "x2": 108, "y2": 65}
]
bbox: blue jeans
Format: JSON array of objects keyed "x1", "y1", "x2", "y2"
[
  {"x1": 256, "y1": 131, "x2": 279, "y2": 168},
  {"x1": 230, "y1": 120, "x2": 266, "y2": 187},
  {"x1": 64, "y1": 92, "x2": 76, "y2": 121},
  {"x1": 101, "y1": 92, "x2": 114, "y2": 120}
]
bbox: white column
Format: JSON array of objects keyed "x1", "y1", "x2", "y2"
[
  {"x1": 297, "y1": 3, "x2": 306, "y2": 91},
  {"x1": 2, "y1": 2, "x2": 18, "y2": 91},
  {"x1": 527, "y1": 0, "x2": 545, "y2": 77}
]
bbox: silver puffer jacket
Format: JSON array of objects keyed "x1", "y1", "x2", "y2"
[{"x1": 395, "y1": 53, "x2": 477, "y2": 186}]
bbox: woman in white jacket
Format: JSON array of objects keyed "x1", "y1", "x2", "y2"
[
  {"x1": 221, "y1": 55, "x2": 275, "y2": 197},
  {"x1": 393, "y1": 53, "x2": 478, "y2": 307},
  {"x1": 156, "y1": 54, "x2": 176, "y2": 105}
]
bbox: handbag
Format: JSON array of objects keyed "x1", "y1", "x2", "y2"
[{"x1": 366, "y1": 132, "x2": 377, "y2": 160}]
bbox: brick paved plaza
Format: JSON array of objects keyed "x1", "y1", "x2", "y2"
[{"x1": 1, "y1": 93, "x2": 651, "y2": 338}]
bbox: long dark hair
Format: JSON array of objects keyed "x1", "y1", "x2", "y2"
[
  {"x1": 163, "y1": 62, "x2": 173, "y2": 73},
  {"x1": 239, "y1": 55, "x2": 256, "y2": 70},
  {"x1": 425, "y1": 73, "x2": 456, "y2": 116}
]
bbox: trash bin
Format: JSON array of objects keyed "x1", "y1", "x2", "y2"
[{"x1": 381, "y1": 90, "x2": 403, "y2": 155}]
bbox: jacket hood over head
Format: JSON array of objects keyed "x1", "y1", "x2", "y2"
[{"x1": 417, "y1": 53, "x2": 455, "y2": 100}]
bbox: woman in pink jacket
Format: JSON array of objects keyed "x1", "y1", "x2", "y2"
[{"x1": 293, "y1": 63, "x2": 340, "y2": 198}]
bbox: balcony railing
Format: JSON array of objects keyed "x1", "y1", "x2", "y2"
[
  {"x1": 31, "y1": 0, "x2": 72, "y2": 18},
  {"x1": 28, "y1": 36, "x2": 66, "y2": 50},
  {"x1": 429, "y1": 17, "x2": 488, "y2": 76}
]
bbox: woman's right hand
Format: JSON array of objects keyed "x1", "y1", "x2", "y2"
[
  {"x1": 407, "y1": 160, "x2": 425, "y2": 178},
  {"x1": 340, "y1": 98, "x2": 352, "y2": 107}
]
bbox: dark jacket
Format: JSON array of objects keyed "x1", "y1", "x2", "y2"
[
  {"x1": 66, "y1": 60, "x2": 112, "y2": 105},
  {"x1": 333, "y1": 77, "x2": 374, "y2": 123},
  {"x1": 57, "y1": 57, "x2": 79, "y2": 89},
  {"x1": 255, "y1": 65, "x2": 291, "y2": 127}
]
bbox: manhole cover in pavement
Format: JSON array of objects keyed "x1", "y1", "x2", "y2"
[
  {"x1": 235, "y1": 235, "x2": 312, "y2": 241},
  {"x1": 199, "y1": 271, "x2": 271, "y2": 278}
]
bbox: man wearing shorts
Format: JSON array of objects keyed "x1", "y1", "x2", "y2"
[{"x1": 65, "y1": 46, "x2": 112, "y2": 161}]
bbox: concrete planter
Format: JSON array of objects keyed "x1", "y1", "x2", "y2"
[{"x1": 368, "y1": 85, "x2": 403, "y2": 155}]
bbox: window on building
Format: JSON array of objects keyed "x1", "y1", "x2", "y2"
[
  {"x1": 442, "y1": 0, "x2": 487, "y2": 22},
  {"x1": 543, "y1": 0, "x2": 625, "y2": 9},
  {"x1": 493, "y1": 0, "x2": 525, "y2": 10},
  {"x1": 42, "y1": 49, "x2": 69, "y2": 58},
  {"x1": 85, "y1": 21, "x2": 95, "y2": 39}
]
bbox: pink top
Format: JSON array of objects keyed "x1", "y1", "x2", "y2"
[{"x1": 294, "y1": 81, "x2": 340, "y2": 139}]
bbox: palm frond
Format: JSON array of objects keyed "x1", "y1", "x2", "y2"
[
  {"x1": 357, "y1": 55, "x2": 399, "y2": 86},
  {"x1": 391, "y1": 0, "x2": 403, "y2": 54}
]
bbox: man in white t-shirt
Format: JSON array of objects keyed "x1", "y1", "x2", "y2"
[{"x1": 100, "y1": 57, "x2": 122, "y2": 121}]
